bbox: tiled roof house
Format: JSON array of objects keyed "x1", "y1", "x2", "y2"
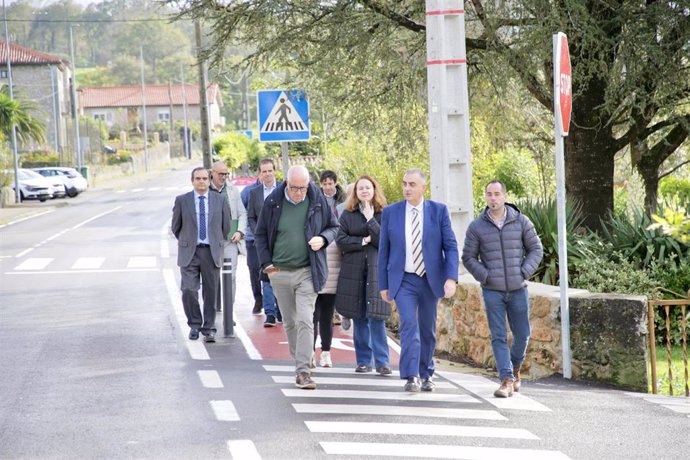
[
  {"x1": 79, "y1": 83, "x2": 224, "y2": 131},
  {"x1": 0, "y1": 40, "x2": 72, "y2": 155}
]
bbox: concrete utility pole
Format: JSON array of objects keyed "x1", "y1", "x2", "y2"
[
  {"x1": 69, "y1": 25, "x2": 82, "y2": 172},
  {"x1": 424, "y1": 1, "x2": 474, "y2": 260},
  {"x1": 195, "y1": 21, "x2": 212, "y2": 169},
  {"x1": 139, "y1": 46, "x2": 149, "y2": 172}
]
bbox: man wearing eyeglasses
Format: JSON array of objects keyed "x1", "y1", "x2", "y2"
[
  {"x1": 210, "y1": 161, "x2": 247, "y2": 312},
  {"x1": 254, "y1": 165, "x2": 339, "y2": 389}
]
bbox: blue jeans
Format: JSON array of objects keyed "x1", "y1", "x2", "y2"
[
  {"x1": 262, "y1": 280, "x2": 280, "y2": 317},
  {"x1": 482, "y1": 287, "x2": 531, "y2": 381},
  {"x1": 352, "y1": 318, "x2": 390, "y2": 368}
]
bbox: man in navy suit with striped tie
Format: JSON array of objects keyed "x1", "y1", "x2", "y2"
[{"x1": 378, "y1": 169, "x2": 459, "y2": 392}]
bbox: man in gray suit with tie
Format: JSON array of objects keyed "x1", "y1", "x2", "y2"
[{"x1": 172, "y1": 166, "x2": 231, "y2": 342}]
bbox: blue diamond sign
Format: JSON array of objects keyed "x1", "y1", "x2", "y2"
[{"x1": 257, "y1": 89, "x2": 310, "y2": 142}]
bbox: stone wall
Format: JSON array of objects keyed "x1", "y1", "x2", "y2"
[{"x1": 391, "y1": 275, "x2": 649, "y2": 391}]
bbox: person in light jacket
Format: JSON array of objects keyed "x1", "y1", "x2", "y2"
[
  {"x1": 313, "y1": 238, "x2": 342, "y2": 367},
  {"x1": 335, "y1": 175, "x2": 392, "y2": 376}
]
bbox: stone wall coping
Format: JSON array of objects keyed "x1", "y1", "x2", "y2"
[{"x1": 457, "y1": 273, "x2": 590, "y2": 299}]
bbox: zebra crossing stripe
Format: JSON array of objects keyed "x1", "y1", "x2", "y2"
[
  {"x1": 439, "y1": 371, "x2": 552, "y2": 412},
  {"x1": 272, "y1": 375, "x2": 454, "y2": 388},
  {"x1": 162, "y1": 268, "x2": 209, "y2": 360},
  {"x1": 293, "y1": 403, "x2": 506, "y2": 420},
  {"x1": 320, "y1": 442, "x2": 571, "y2": 459},
  {"x1": 282, "y1": 388, "x2": 479, "y2": 404},
  {"x1": 305, "y1": 421, "x2": 539, "y2": 439},
  {"x1": 226, "y1": 440, "x2": 261, "y2": 459},
  {"x1": 14, "y1": 258, "x2": 53, "y2": 270},
  {"x1": 265, "y1": 364, "x2": 401, "y2": 376}
]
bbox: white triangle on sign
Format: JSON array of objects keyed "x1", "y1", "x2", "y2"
[{"x1": 261, "y1": 92, "x2": 307, "y2": 132}]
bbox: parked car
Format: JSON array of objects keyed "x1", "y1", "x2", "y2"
[
  {"x1": 33, "y1": 167, "x2": 88, "y2": 198},
  {"x1": 9, "y1": 168, "x2": 53, "y2": 202},
  {"x1": 30, "y1": 170, "x2": 66, "y2": 199}
]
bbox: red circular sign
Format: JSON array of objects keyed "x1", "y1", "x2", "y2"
[{"x1": 558, "y1": 34, "x2": 572, "y2": 135}]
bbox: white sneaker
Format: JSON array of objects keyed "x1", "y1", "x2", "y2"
[{"x1": 319, "y1": 351, "x2": 332, "y2": 368}]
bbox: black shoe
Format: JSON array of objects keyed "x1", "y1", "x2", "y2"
[
  {"x1": 204, "y1": 332, "x2": 216, "y2": 343},
  {"x1": 404, "y1": 377, "x2": 420, "y2": 392},
  {"x1": 188, "y1": 329, "x2": 199, "y2": 340},
  {"x1": 421, "y1": 378, "x2": 435, "y2": 392},
  {"x1": 276, "y1": 310, "x2": 283, "y2": 323},
  {"x1": 252, "y1": 304, "x2": 263, "y2": 316},
  {"x1": 263, "y1": 315, "x2": 277, "y2": 327},
  {"x1": 376, "y1": 366, "x2": 392, "y2": 376}
]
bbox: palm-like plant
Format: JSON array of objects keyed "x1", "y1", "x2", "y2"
[
  {"x1": 0, "y1": 85, "x2": 46, "y2": 145},
  {"x1": 516, "y1": 198, "x2": 598, "y2": 285}
]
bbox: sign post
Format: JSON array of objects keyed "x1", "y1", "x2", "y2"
[
  {"x1": 553, "y1": 32, "x2": 573, "y2": 379},
  {"x1": 257, "y1": 89, "x2": 311, "y2": 176}
]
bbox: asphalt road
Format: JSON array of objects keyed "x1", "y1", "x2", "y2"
[{"x1": 0, "y1": 165, "x2": 688, "y2": 459}]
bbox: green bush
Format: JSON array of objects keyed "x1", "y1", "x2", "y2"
[
  {"x1": 600, "y1": 207, "x2": 689, "y2": 268},
  {"x1": 213, "y1": 131, "x2": 266, "y2": 171},
  {"x1": 659, "y1": 176, "x2": 690, "y2": 206},
  {"x1": 106, "y1": 150, "x2": 133, "y2": 165},
  {"x1": 19, "y1": 149, "x2": 59, "y2": 168},
  {"x1": 517, "y1": 197, "x2": 598, "y2": 285},
  {"x1": 571, "y1": 250, "x2": 660, "y2": 298}
]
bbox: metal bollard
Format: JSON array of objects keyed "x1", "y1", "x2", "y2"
[{"x1": 222, "y1": 256, "x2": 234, "y2": 337}]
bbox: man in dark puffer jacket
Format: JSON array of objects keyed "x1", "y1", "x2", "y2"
[{"x1": 462, "y1": 180, "x2": 543, "y2": 398}]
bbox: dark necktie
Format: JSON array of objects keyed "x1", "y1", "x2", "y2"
[
  {"x1": 411, "y1": 208, "x2": 425, "y2": 276},
  {"x1": 199, "y1": 195, "x2": 207, "y2": 241}
]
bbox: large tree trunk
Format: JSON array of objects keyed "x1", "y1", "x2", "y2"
[
  {"x1": 565, "y1": 127, "x2": 615, "y2": 232},
  {"x1": 564, "y1": 80, "x2": 616, "y2": 232}
]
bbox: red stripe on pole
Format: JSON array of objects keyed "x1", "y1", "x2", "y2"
[
  {"x1": 426, "y1": 9, "x2": 465, "y2": 16},
  {"x1": 426, "y1": 59, "x2": 467, "y2": 65}
]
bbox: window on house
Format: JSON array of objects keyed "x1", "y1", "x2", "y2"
[
  {"x1": 93, "y1": 113, "x2": 106, "y2": 121},
  {"x1": 0, "y1": 70, "x2": 8, "y2": 78},
  {"x1": 158, "y1": 111, "x2": 170, "y2": 122}
]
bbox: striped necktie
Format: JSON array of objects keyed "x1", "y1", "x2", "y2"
[
  {"x1": 198, "y1": 195, "x2": 207, "y2": 241},
  {"x1": 411, "y1": 208, "x2": 425, "y2": 277}
]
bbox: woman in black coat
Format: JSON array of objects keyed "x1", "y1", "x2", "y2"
[{"x1": 335, "y1": 175, "x2": 392, "y2": 375}]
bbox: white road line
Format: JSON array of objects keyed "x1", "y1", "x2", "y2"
[
  {"x1": 6, "y1": 268, "x2": 159, "y2": 275},
  {"x1": 15, "y1": 229, "x2": 70, "y2": 258},
  {"x1": 210, "y1": 400, "x2": 240, "y2": 421},
  {"x1": 131, "y1": 188, "x2": 145, "y2": 192},
  {"x1": 71, "y1": 206, "x2": 122, "y2": 229},
  {"x1": 273, "y1": 375, "x2": 454, "y2": 388},
  {"x1": 234, "y1": 320, "x2": 262, "y2": 360},
  {"x1": 227, "y1": 440, "x2": 261, "y2": 459},
  {"x1": 127, "y1": 256, "x2": 157, "y2": 268},
  {"x1": 320, "y1": 442, "x2": 571, "y2": 459},
  {"x1": 306, "y1": 421, "x2": 539, "y2": 440},
  {"x1": 283, "y1": 389, "x2": 479, "y2": 404},
  {"x1": 0, "y1": 209, "x2": 55, "y2": 229},
  {"x1": 72, "y1": 257, "x2": 105, "y2": 269},
  {"x1": 440, "y1": 371, "x2": 552, "y2": 412},
  {"x1": 162, "y1": 268, "x2": 209, "y2": 360},
  {"x1": 14, "y1": 258, "x2": 53, "y2": 270},
  {"x1": 198, "y1": 370, "x2": 224, "y2": 388},
  {"x1": 148, "y1": 187, "x2": 162, "y2": 191},
  {"x1": 293, "y1": 403, "x2": 506, "y2": 421},
  {"x1": 265, "y1": 364, "x2": 400, "y2": 376}
]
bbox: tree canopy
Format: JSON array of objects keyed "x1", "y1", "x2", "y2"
[{"x1": 168, "y1": 0, "x2": 690, "y2": 229}]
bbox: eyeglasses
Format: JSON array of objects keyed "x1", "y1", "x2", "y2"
[{"x1": 289, "y1": 186, "x2": 308, "y2": 193}]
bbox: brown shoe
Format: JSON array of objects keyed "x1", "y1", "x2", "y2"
[
  {"x1": 494, "y1": 379, "x2": 514, "y2": 398},
  {"x1": 513, "y1": 368, "x2": 522, "y2": 392},
  {"x1": 295, "y1": 372, "x2": 316, "y2": 389}
]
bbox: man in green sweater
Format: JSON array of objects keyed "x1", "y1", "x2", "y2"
[{"x1": 254, "y1": 166, "x2": 340, "y2": 389}]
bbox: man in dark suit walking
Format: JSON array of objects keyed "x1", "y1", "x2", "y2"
[
  {"x1": 379, "y1": 169, "x2": 459, "y2": 392},
  {"x1": 172, "y1": 166, "x2": 231, "y2": 342}
]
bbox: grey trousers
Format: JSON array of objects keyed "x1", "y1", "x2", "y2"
[
  {"x1": 269, "y1": 267, "x2": 317, "y2": 374},
  {"x1": 180, "y1": 246, "x2": 218, "y2": 334}
]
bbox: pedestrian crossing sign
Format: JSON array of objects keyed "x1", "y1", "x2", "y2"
[{"x1": 257, "y1": 89, "x2": 310, "y2": 142}]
